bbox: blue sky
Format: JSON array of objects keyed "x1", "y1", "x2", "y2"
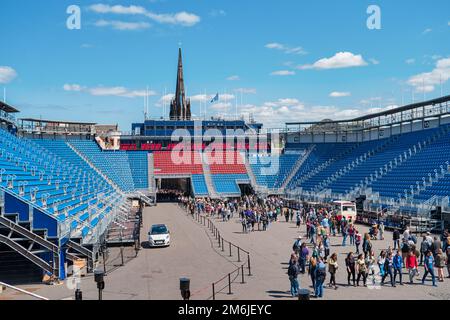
[{"x1": 0, "y1": 0, "x2": 449, "y2": 129}]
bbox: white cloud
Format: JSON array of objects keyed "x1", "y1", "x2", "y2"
[
  {"x1": 89, "y1": 4, "x2": 200, "y2": 27},
  {"x1": 0, "y1": 66, "x2": 17, "y2": 84},
  {"x1": 235, "y1": 88, "x2": 257, "y2": 94},
  {"x1": 265, "y1": 43, "x2": 307, "y2": 55},
  {"x1": 237, "y1": 97, "x2": 404, "y2": 128},
  {"x1": 94, "y1": 20, "x2": 151, "y2": 30},
  {"x1": 63, "y1": 84, "x2": 84, "y2": 91},
  {"x1": 330, "y1": 91, "x2": 351, "y2": 98},
  {"x1": 270, "y1": 70, "x2": 295, "y2": 76},
  {"x1": 298, "y1": 52, "x2": 368, "y2": 70},
  {"x1": 89, "y1": 4, "x2": 146, "y2": 15},
  {"x1": 156, "y1": 93, "x2": 175, "y2": 106},
  {"x1": 407, "y1": 57, "x2": 450, "y2": 93},
  {"x1": 369, "y1": 58, "x2": 380, "y2": 65},
  {"x1": 63, "y1": 83, "x2": 156, "y2": 98},
  {"x1": 226, "y1": 75, "x2": 240, "y2": 81},
  {"x1": 422, "y1": 28, "x2": 432, "y2": 35},
  {"x1": 405, "y1": 58, "x2": 415, "y2": 65}
]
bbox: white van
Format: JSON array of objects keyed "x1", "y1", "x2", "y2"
[{"x1": 333, "y1": 201, "x2": 357, "y2": 223}]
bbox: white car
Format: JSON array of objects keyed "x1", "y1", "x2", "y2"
[{"x1": 148, "y1": 224, "x2": 171, "y2": 247}]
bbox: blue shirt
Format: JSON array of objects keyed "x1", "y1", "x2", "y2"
[
  {"x1": 424, "y1": 255, "x2": 434, "y2": 269},
  {"x1": 393, "y1": 255, "x2": 403, "y2": 269}
]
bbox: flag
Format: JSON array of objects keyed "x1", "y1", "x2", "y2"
[{"x1": 210, "y1": 93, "x2": 219, "y2": 103}]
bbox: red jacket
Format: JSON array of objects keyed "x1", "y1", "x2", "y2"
[{"x1": 406, "y1": 255, "x2": 418, "y2": 269}]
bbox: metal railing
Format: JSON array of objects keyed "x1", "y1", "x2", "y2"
[{"x1": 184, "y1": 207, "x2": 252, "y2": 300}]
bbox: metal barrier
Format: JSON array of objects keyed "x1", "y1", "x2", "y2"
[{"x1": 183, "y1": 204, "x2": 252, "y2": 300}]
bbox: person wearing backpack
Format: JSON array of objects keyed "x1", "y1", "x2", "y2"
[
  {"x1": 401, "y1": 239, "x2": 411, "y2": 266},
  {"x1": 314, "y1": 257, "x2": 327, "y2": 298},
  {"x1": 287, "y1": 254, "x2": 300, "y2": 297},
  {"x1": 420, "y1": 235, "x2": 429, "y2": 266},
  {"x1": 293, "y1": 236, "x2": 302, "y2": 255}
]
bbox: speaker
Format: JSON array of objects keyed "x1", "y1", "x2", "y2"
[
  {"x1": 180, "y1": 278, "x2": 190, "y2": 291},
  {"x1": 94, "y1": 270, "x2": 105, "y2": 284}
]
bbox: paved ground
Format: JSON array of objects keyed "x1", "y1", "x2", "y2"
[
  {"x1": 2, "y1": 203, "x2": 449, "y2": 300},
  {"x1": 204, "y1": 211, "x2": 450, "y2": 300},
  {"x1": 1, "y1": 204, "x2": 240, "y2": 300}
]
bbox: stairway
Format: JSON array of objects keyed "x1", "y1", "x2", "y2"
[
  {"x1": 200, "y1": 152, "x2": 219, "y2": 198},
  {"x1": 147, "y1": 153, "x2": 156, "y2": 193},
  {"x1": 67, "y1": 142, "x2": 122, "y2": 194},
  {"x1": 243, "y1": 154, "x2": 259, "y2": 191},
  {"x1": 282, "y1": 145, "x2": 315, "y2": 190}
]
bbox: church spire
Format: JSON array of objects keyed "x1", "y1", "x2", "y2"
[{"x1": 170, "y1": 48, "x2": 191, "y2": 120}]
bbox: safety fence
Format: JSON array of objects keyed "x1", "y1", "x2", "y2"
[{"x1": 184, "y1": 208, "x2": 252, "y2": 300}]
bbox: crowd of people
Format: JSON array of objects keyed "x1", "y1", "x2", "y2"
[
  {"x1": 287, "y1": 204, "x2": 450, "y2": 298},
  {"x1": 179, "y1": 195, "x2": 450, "y2": 299}
]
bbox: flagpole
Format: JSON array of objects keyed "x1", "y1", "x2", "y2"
[{"x1": 422, "y1": 78, "x2": 425, "y2": 101}]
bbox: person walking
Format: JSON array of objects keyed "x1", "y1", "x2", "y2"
[
  {"x1": 435, "y1": 249, "x2": 446, "y2": 282},
  {"x1": 287, "y1": 254, "x2": 300, "y2": 297},
  {"x1": 378, "y1": 250, "x2": 387, "y2": 279},
  {"x1": 406, "y1": 250, "x2": 419, "y2": 284},
  {"x1": 447, "y1": 247, "x2": 450, "y2": 279},
  {"x1": 345, "y1": 252, "x2": 356, "y2": 287},
  {"x1": 382, "y1": 252, "x2": 395, "y2": 287},
  {"x1": 308, "y1": 254, "x2": 318, "y2": 290},
  {"x1": 356, "y1": 254, "x2": 368, "y2": 287},
  {"x1": 355, "y1": 230, "x2": 362, "y2": 254},
  {"x1": 296, "y1": 211, "x2": 301, "y2": 229},
  {"x1": 342, "y1": 223, "x2": 348, "y2": 247},
  {"x1": 433, "y1": 236, "x2": 442, "y2": 258},
  {"x1": 422, "y1": 251, "x2": 437, "y2": 287},
  {"x1": 323, "y1": 235, "x2": 330, "y2": 261},
  {"x1": 366, "y1": 250, "x2": 376, "y2": 286},
  {"x1": 314, "y1": 257, "x2": 327, "y2": 298},
  {"x1": 393, "y1": 228, "x2": 401, "y2": 250},
  {"x1": 298, "y1": 243, "x2": 309, "y2": 274},
  {"x1": 328, "y1": 253, "x2": 338, "y2": 290},
  {"x1": 420, "y1": 235, "x2": 430, "y2": 266},
  {"x1": 393, "y1": 250, "x2": 404, "y2": 286},
  {"x1": 379, "y1": 221, "x2": 385, "y2": 240},
  {"x1": 349, "y1": 225, "x2": 355, "y2": 246},
  {"x1": 362, "y1": 234, "x2": 372, "y2": 258}
]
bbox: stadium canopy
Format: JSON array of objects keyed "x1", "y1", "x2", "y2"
[
  {"x1": 286, "y1": 94, "x2": 450, "y2": 126},
  {"x1": 0, "y1": 101, "x2": 20, "y2": 113},
  {"x1": 19, "y1": 118, "x2": 97, "y2": 125}
]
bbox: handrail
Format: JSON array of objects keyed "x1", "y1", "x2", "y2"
[
  {"x1": 0, "y1": 281, "x2": 50, "y2": 300},
  {"x1": 181, "y1": 203, "x2": 252, "y2": 300}
]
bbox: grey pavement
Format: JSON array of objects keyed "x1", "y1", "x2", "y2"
[{"x1": 2, "y1": 203, "x2": 449, "y2": 300}]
